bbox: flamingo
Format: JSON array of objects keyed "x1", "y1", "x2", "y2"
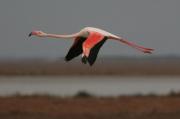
[{"x1": 28, "y1": 27, "x2": 154, "y2": 66}]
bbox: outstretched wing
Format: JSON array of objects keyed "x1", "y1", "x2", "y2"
[
  {"x1": 88, "y1": 37, "x2": 107, "y2": 66},
  {"x1": 65, "y1": 37, "x2": 86, "y2": 61},
  {"x1": 82, "y1": 31, "x2": 106, "y2": 66}
]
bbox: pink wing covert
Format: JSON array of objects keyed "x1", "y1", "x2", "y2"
[{"x1": 82, "y1": 31, "x2": 104, "y2": 57}]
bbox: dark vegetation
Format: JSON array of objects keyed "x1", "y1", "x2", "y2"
[{"x1": 1, "y1": 91, "x2": 180, "y2": 119}]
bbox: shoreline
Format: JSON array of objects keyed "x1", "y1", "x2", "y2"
[{"x1": 0, "y1": 57, "x2": 180, "y2": 76}]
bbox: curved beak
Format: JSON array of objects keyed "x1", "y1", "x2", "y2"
[{"x1": 28, "y1": 32, "x2": 32, "y2": 37}]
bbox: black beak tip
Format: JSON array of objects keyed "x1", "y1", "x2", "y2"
[{"x1": 28, "y1": 32, "x2": 32, "y2": 37}]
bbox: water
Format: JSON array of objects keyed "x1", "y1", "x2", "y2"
[{"x1": 0, "y1": 76, "x2": 180, "y2": 96}]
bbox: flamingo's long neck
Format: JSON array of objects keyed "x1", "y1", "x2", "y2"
[{"x1": 45, "y1": 32, "x2": 80, "y2": 39}]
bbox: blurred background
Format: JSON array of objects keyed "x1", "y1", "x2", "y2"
[
  {"x1": 0, "y1": 0, "x2": 180, "y2": 119},
  {"x1": 0, "y1": 0, "x2": 179, "y2": 58}
]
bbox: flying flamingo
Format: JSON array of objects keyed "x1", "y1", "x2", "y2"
[{"x1": 28, "y1": 27, "x2": 154, "y2": 66}]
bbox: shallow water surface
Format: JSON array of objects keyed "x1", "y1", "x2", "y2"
[{"x1": 0, "y1": 76, "x2": 179, "y2": 96}]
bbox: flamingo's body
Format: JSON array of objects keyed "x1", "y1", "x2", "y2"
[{"x1": 29, "y1": 27, "x2": 154, "y2": 66}]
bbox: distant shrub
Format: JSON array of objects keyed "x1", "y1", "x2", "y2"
[
  {"x1": 169, "y1": 90, "x2": 180, "y2": 97},
  {"x1": 74, "y1": 91, "x2": 93, "y2": 98}
]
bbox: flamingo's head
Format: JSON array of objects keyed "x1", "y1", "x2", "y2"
[{"x1": 28, "y1": 30, "x2": 47, "y2": 37}]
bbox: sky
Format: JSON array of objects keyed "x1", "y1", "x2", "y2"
[{"x1": 0, "y1": 0, "x2": 179, "y2": 59}]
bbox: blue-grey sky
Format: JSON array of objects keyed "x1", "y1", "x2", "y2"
[{"x1": 0, "y1": 0, "x2": 179, "y2": 58}]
